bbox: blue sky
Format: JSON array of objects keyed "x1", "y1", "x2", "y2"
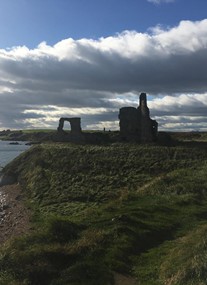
[
  {"x1": 1, "y1": 0, "x2": 206, "y2": 48},
  {"x1": 0, "y1": 0, "x2": 207, "y2": 131}
]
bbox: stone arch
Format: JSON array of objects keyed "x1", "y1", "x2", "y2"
[{"x1": 57, "y1": 117, "x2": 82, "y2": 134}]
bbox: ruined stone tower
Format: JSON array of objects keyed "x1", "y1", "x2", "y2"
[{"x1": 119, "y1": 93, "x2": 158, "y2": 142}]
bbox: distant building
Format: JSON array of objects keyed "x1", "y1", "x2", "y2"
[{"x1": 119, "y1": 93, "x2": 158, "y2": 142}]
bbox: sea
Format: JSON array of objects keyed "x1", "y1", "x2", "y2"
[
  {"x1": 0, "y1": 140, "x2": 30, "y2": 219},
  {"x1": 0, "y1": 140, "x2": 30, "y2": 169}
]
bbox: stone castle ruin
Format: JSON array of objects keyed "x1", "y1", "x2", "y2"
[
  {"x1": 56, "y1": 93, "x2": 158, "y2": 143},
  {"x1": 119, "y1": 93, "x2": 158, "y2": 142},
  {"x1": 57, "y1": 117, "x2": 82, "y2": 135}
]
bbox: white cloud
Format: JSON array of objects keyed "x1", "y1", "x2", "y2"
[
  {"x1": 148, "y1": 94, "x2": 207, "y2": 131},
  {"x1": 0, "y1": 19, "x2": 207, "y2": 131},
  {"x1": 149, "y1": 93, "x2": 207, "y2": 114},
  {"x1": 147, "y1": 0, "x2": 175, "y2": 4}
]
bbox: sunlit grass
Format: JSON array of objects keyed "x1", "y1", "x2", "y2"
[{"x1": 1, "y1": 142, "x2": 207, "y2": 284}]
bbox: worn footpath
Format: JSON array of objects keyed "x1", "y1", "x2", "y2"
[{"x1": 0, "y1": 184, "x2": 31, "y2": 244}]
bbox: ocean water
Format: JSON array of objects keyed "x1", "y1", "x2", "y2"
[
  {"x1": 0, "y1": 141, "x2": 30, "y2": 169},
  {"x1": 0, "y1": 141, "x2": 30, "y2": 217}
]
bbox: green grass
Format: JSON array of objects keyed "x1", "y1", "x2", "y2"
[
  {"x1": 1, "y1": 142, "x2": 207, "y2": 284},
  {"x1": 22, "y1": 129, "x2": 56, "y2": 133},
  {"x1": 133, "y1": 223, "x2": 207, "y2": 285}
]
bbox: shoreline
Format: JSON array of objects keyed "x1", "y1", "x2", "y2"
[{"x1": 0, "y1": 184, "x2": 31, "y2": 244}]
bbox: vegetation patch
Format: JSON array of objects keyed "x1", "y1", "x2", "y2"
[{"x1": 1, "y1": 140, "x2": 207, "y2": 284}]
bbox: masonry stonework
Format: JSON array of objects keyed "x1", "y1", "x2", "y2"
[
  {"x1": 119, "y1": 93, "x2": 158, "y2": 142},
  {"x1": 57, "y1": 117, "x2": 82, "y2": 135}
]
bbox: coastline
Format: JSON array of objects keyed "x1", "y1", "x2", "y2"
[{"x1": 0, "y1": 184, "x2": 31, "y2": 244}]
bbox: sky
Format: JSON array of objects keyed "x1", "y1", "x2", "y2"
[{"x1": 0, "y1": 0, "x2": 207, "y2": 131}]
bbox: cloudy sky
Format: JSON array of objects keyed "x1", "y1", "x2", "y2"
[{"x1": 0, "y1": 0, "x2": 207, "y2": 131}]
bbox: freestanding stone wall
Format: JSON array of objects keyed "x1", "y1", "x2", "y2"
[
  {"x1": 57, "y1": 117, "x2": 82, "y2": 135},
  {"x1": 119, "y1": 93, "x2": 158, "y2": 142}
]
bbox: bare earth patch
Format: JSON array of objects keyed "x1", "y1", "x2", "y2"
[
  {"x1": 0, "y1": 184, "x2": 31, "y2": 244},
  {"x1": 114, "y1": 272, "x2": 138, "y2": 285}
]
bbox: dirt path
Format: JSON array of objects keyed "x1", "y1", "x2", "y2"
[
  {"x1": 0, "y1": 184, "x2": 31, "y2": 244},
  {"x1": 114, "y1": 272, "x2": 138, "y2": 285},
  {"x1": 137, "y1": 175, "x2": 164, "y2": 194}
]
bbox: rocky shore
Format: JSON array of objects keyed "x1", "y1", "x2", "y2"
[{"x1": 0, "y1": 184, "x2": 31, "y2": 244}]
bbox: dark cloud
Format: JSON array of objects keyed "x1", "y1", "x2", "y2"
[{"x1": 0, "y1": 19, "x2": 207, "y2": 130}]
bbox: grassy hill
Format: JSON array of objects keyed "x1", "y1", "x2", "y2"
[{"x1": 1, "y1": 140, "x2": 207, "y2": 284}]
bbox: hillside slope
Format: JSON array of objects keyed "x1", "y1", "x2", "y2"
[{"x1": 1, "y1": 142, "x2": 207, "y2": 285}]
